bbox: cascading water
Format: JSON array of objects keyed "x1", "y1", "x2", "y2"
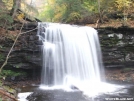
[
  {"x1": 37, "y1": 22, "x2": 123, "y2": 97},
  {"x1": 17, "y1": 23, "x2": 129, "y2": 101}
]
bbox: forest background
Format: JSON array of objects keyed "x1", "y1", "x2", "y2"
[{"x1": 0, "y1": 0, "x2": 134, "y2": 28}]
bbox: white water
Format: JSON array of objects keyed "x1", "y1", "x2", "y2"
[
  {"x1": 38, "y1": 22, "x2": 124, "y2": 97},
  {"x1": 18, "y1": 92, "x2": 33, "y2": 101}
]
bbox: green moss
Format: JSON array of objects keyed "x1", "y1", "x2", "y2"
[
  {"x1": 122, "y1": 68, "x2": 133, "y2": 71},
  {"x1": 14, "y1": 63, "x2": 22, "y2": 68},
  {"x1": 0, "y1": 70, "x2": 27, "y2": 78},
  {"x1": 0, "y1": 81, "x2": 3, "y2": 87},
  {"x1": 0, "y1": 45, "x2": 2, "y2": 48},
  {"x1": 25, "y1": 56, "x2": 31, "y2": 61},
  {"x1": 3, "y1": 85, "x2": 16, "y2": 94},
  {"x1": 100, "y1": 34, "x2": 122, "y2": 47}
]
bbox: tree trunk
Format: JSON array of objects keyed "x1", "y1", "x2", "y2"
[
  {"x1": 10, "y1": 0, "x2": 21, "y2": 19},
  {"x1": 0, "y1": 0, "x2": 5, "y2": 9},
  {"x1": 97, "y1": 0, "x2": 103, "y2": 23},
  {"x1": 0, "y1": 0, "x2": 4, "y2": 4}
]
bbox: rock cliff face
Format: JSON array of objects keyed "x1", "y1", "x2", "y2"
[
  {"x1": 98, "y1": 27, "x2": 134, "y2": 68},
  {"x1": 10, "y1": 31, "x2": 41, "y2": 69},
  {"x1": 0, "y1": 25, "x2": 42, "y2": 80},
  {"x1": 0, "y1": 25, "x2": 134, "y2": 81}
]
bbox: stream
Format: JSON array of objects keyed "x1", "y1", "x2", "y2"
[{"x1": 18, "y1": 81, "x2": 134, "y2": 101}]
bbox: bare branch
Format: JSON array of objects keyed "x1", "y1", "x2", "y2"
[
  {"x1": 0, "y1": 26, "x2": 37, "y2": 73},
  {"x1": 20, "y1": 27, "x2": 37, "y2": 35}
]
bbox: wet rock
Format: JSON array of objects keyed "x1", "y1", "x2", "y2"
[
  {"x1": 35, "y1": 40, "x2": 43, "y2": 45},
  {"x1": 27, "y1": 89, "x2": 85, "y2": 101},
  {"x1": 70, "y1": 85, "x2": 79, "y2": 90},
  {"x1": 126, "y1": 77, "x2": 133, "y2": 82},
  {"x1": 5, "y1": 75, "x2": 27, "y2": 81},
  {"x1": 98, "y1": 28, "x2": 134, "y2": 68},
  {"x1": 125, "y1": 74, "x2": 131, "y2": 77}
]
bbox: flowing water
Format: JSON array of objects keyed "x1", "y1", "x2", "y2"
[
  {"x1": 38, "y1": 23, "x2": 103, "y2": 85},
  {"x1": 37, "y1": 22, "x2": 122, "y2": 96},
  {"x1": 18, "y1": 23, "x2": 134, "y2": 101}
]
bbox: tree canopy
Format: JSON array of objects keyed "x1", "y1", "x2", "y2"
[
  {"x1": 38, "y1": 0, "x2": 134, "y2": 25},
  {"x1": 0, "y1": 0, "x2": 134, "y2": 26},
  {"x1": 0, "y1": 0, "x2": 39, "y2": 28}
]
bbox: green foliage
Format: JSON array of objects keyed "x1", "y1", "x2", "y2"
[
  {"x1": 0, "y1": 81, "x2": 2, "y2": 86},
  {"x1": 39, "y1": 0, "x2": 86, "y2": 22},
  {"x1": 0, "y1": 46, "x2": 4, "y2": 61},
  {"x1": 40, "y1": 4, "x2": 55, "y2": 22},
  {"x1": 1, "y1": 0, "x2": 38, "y2": 22},
  {"x1": 38, "y1": 0, "x2": 134, "y2": 24},
  {"x1": 1, "y1": 0, "x2": 134, "y2": 24},
  {"x1": 0, "y1": 7, "x2": 13, "y2": 28},
  {"x1": 113, "y1": 0, "x2": 133, "y2": 25},
  {"x1": 82, "y1": 0, "x2": 98, "y2": 13},
  {"x1": 0, "y1": 70, "x2": 27, "y2": 78},
  {"x1": 39, "y1": 0, "x2": 117, "y2": 23},
  {"x1": 0, "y1": 98, "x2": 2, "y2": 101},
  {"x1": 56, "y1": 0, "x2": 83, "y2": 23},
  {"x1": 115, "y1": 0, "x2": 131, "y2": 11},
  {"x1": 0, "y1": 13, "x2": 13, "y2": 27},
  {"x1": 21, "y1": 0, "x2": 39, "y2": 19},
  {"x1": 2, "y1": 0, "x2": 13, "y2": 9},
  {"x1": 66, "y1": 12, "x2": 81, "y2": 23},
  {"x1": 3, "y1": 85, "x2": 16, "y2": 94}
]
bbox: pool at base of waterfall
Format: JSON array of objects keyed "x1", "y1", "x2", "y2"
[{"x1": 18, "y1": 81, "x2": 134, "y2": 101}]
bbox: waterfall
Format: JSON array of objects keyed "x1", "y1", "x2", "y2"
[{"x1": 38, "y1": 22, "x2": 105, "y2": 92}]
